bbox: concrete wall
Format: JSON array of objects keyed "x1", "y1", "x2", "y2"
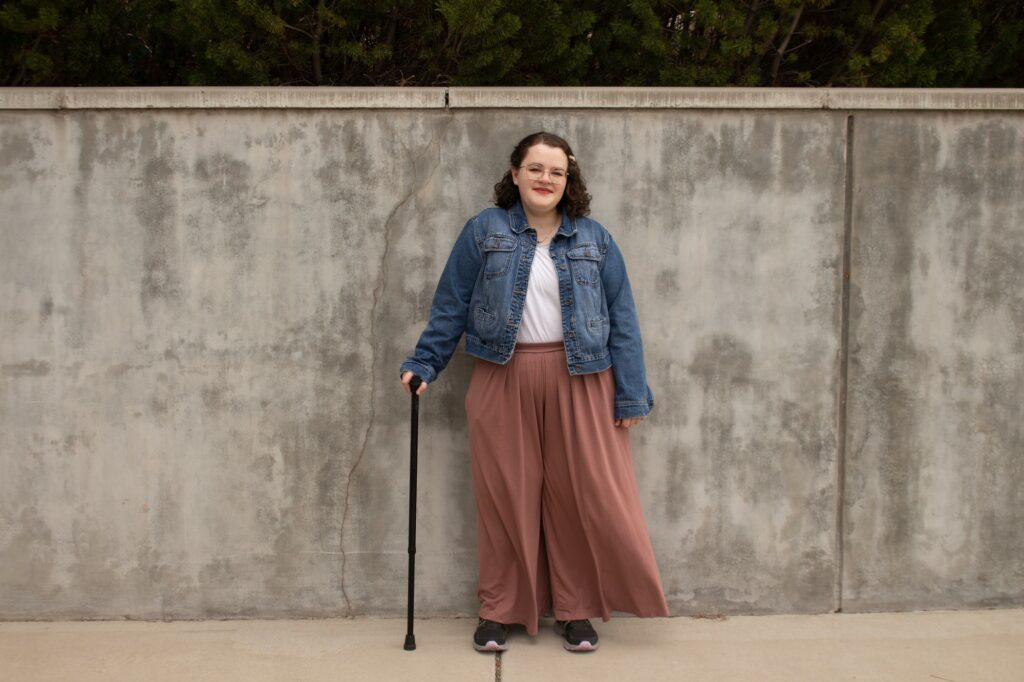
[{"x1": 1, "y1": 87, "x2": 1022, "y2": 620}]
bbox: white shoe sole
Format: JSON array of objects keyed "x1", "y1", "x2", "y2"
[
  {"x1": 562, "y1": 639, "x2": 598, "y2": 652},
  {"x1": 553, "y1": 622, "x2": 599, "y2": 652},
  {"x1": 473, "y1": 640, "x2": 508, "y2": 652}
]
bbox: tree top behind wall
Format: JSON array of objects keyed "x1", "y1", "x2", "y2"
[{"x1": 2, "y1": 0, "x2": 1022, "y2": 88}]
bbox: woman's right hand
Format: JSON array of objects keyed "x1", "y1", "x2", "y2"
[{"x1": 401, "y1": 371, "x2": 429, "y2": 396}]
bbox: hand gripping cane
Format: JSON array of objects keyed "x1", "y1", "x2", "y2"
[{"x1": 403, "y1": 374, "x2": 423, "y2": 651}]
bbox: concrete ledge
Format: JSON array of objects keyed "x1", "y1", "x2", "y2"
[
  {"x1": 449, "y1": 86, "x2": 1024, "y2": 110},
  {"x1": 0, "y1": 86, "x2": 447, "y2": 110},
  {"x1": 448, "y1": 86, "x2": 829, "y2": 109},
  {"x1": 1, "y1": 86, "x2": 1023, "y2": 110}
]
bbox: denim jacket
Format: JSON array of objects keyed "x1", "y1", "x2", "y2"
[{"x1": 399, "y1": 200, "x2": 654, "y2": 420}]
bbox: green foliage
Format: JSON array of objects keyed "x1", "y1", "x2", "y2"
[
  {"x1": 0, "y1": 0, "x2": 163, "y2": 85},
  {"x1": 1, "y1": 0, "x2": 1021, "y2": 86}
]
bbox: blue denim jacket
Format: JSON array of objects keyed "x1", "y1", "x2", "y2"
[{"x1": 400, "y1": 200, "x2": 654, "y2": 420}]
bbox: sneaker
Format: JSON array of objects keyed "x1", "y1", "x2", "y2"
[
  {"x1": 554, "y1": 619, "x2": 599, "y2": 651},
  {"x1": 473, "y1": 618, "x2": 509, "y2": 652}
]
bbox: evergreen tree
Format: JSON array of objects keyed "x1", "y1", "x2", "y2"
[{"x1": 1, "y1": 0, "x2": 1020, "y2": 87}]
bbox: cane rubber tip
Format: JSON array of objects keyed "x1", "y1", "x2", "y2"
[{"x1": 404, "y1": 633, "x2": 416, "y2": 650}]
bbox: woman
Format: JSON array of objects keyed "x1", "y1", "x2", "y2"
[{"x1": 399, "y1": 132, "x2": 668, "y2": 653}]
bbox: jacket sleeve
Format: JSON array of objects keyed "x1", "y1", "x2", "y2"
[
  {"x1": 399, "y1": 217, "x2": 482, "y2": 384},
  {"x1": 600, "y1": 231, "x2": 655, "y2": 420}
]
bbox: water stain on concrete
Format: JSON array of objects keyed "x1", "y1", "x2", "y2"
[
  {"x1": 655, "y1": 268, "x2": 681, "y2": 295},
  {"x1": 149, "y1": 372, "x2": 172, "y2": 416},
  {"x1": 688, "y1": 334, "x2": 754, "y2": 392},
  {"x1": 315, "y1": 118, "x2": 373, "y2": 208},
  {"x1": 963, "y1": 236, "x2": 1024, "y2": 325},
  {"x1": 123, "y1": 544, "x2": 196, "y2": 616},
  {"x1": 715, "y1": 116, "x2": 776, "y2": 195},
  {"x1": 38, "y1": 294, "x2": 54, "y2": 321},
  {"x1": 248, "y1": 453, "x2": 277, "y2": 483},
  {"x1": 136, "y1": 153, "x2": 183, "y2": 313},
  {"x1": 67, "y1": 514, "x2": 122, "y2": 612},
  {"x1": 0, "y1": 128, "x2": 35, "y2": 168},
  {"x1": 1, "y1": 360, "x2": 52, "y2": 377},
  {"x1": 193, "y1": 152, "x2": 258, "y2": 259},
  {"x1": 263, "y1": 412, "x2": 348, "y2": 608},
  {"x1": 946, "y1": 120, "x2": 1021, "y2": 199},
  {"x1": 657, "y1": 443, "x2": 693, "y2": 525},
  {"x1": 200, "y1": 383, "x2": 229, "y2": 412},
  {"x1": 73, "y1": 114, "x2": 99, "y2": 199},
  {"x1": 0, "y1": 506, "x2": 58, "y2": 602},
  {"x1": 660, "y1": 118, "x2": 712, "y2": 206}
]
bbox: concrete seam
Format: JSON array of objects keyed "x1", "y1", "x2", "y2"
[
  {"x1": 834, "y1": 112, "x2": 855, "y2": 612},
  {"x1": 495, "y1": 651, "x2": 502, "y2": 681},
  {"x1": 338, "y1": 118, "x2": 452, "y2": 616}
]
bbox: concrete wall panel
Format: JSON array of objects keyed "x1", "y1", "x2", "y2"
[
  {"x1": 0, "y1": 109, "x2": 468, "y2": 618},
  {"x1": 843, "y1": 112, "x2": 1024, "y2": 610}
]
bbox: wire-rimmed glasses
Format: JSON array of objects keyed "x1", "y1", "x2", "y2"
[{"x1": 518, "y1": 163, "x2": 568, "y2": 183}]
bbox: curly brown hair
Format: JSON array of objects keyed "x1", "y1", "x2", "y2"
[{"x1": 493, "y1": 132, "x2": 592, "y2": 218}]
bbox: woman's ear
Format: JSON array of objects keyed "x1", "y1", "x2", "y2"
[{"x1": 510, "y1": 165, "x2": 519, "y2": 186}]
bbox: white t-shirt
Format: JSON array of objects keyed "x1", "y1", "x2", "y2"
[{"x1": 517, "y1": 240, "x2": 564, "y2": 343}]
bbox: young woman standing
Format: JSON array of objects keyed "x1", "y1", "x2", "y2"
[{"x1": 400, "y1": 132, "x2": 668, "y2": 652}]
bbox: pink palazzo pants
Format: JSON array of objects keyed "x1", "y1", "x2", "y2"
[{"x1": 464, "y1": 340, "x2": 670, "y2": 636}]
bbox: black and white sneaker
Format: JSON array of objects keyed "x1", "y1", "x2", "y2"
[
  {"x1": 554, "y1": 619, "x2": 599, "y2": 651},
  {"x1": 473, "y1": 618, "x2": 509, "y2": 652}
]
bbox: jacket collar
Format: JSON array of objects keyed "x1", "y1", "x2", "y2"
[{"x1": 508, "y1": 200, "x2": 577, "y2": 238}]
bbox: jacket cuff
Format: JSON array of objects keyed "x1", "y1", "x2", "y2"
[
  {"x1": 399, "y1": 360, "x2": 436, "y2": 384},
  {"x1": 614, "y1": 399, "x2": 653, "y2": 420}
]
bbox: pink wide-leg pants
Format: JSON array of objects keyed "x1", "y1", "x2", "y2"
[{"x1": 465, "y1": 340, "x2": 669, "y2": 636}]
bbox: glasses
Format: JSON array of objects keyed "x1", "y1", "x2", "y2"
[{"x1": 519, "y1": 164, "x2": 568, "y2": 183}]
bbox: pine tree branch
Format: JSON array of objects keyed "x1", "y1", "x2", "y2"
[
  {"x1": 771, "y1": 2, "x2": 805, "y2": 85},
  {"x1": 313, "y1": 0, "x2": 324, "y2": 84},
  {"x1": 826, "y1": 0, "x2": 887, "y2": 86}
]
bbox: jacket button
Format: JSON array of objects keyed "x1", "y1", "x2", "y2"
[
  {"x1": 559, "y1": 264, "x2": 567, "y2": 270},
  {"x1": 565, "y1": 298, "x2": 573, "y2": 305}
]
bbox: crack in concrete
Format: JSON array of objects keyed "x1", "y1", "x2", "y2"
[{"x1": 339, "y1": 116, "x2": 453, "y2": 616}]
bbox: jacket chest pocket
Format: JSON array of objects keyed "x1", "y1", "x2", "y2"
[
  {"x1": 481, "y1": 234, "x2": 518, "y2": 279},
  {"x1": 566, "y1": 243, "x2": 602, "y2": 287}
]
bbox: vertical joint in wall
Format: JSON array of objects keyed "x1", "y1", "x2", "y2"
[{"x1": 834, "y1": 112, "x2": 855, "y2": 613}]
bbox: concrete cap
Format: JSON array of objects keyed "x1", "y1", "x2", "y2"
[
  {"x1": 0, "y1": 86, "x2": 447, "y2": 109},
  {"x1": 1, "y1": 87, "x2": 1022, "y2": 110}
]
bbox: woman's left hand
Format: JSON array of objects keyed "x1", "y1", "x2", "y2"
[{"x1": 614, "y1": 417, "x2": 644, "y2": 428}]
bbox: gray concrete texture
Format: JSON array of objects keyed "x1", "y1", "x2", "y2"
[{"x1": 0, "y1": 89, "x2": 1021, "y2": 620}]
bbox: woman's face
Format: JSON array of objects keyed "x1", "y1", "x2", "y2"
[{"x1": 511, "y1": 143, "x2": 569, "y2": 218}]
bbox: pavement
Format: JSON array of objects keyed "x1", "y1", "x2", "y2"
[{"x1": 2, "y1": 609, "x2": 1023, "y2": 681}]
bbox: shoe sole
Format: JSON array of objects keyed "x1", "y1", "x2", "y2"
[
  {"x1": 553, "y1": 622, "x2": 599, "y2": 652},
  {"x1": 563, "y1": 640, "x2": 597, "y2": 652},
  {"x1": 473, "y1": 640, "x2": 508, "y2": 652}
]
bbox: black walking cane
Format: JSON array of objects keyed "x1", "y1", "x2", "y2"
[{"x1": 404, "y1": 374, "x2": 423, "y2": 651}]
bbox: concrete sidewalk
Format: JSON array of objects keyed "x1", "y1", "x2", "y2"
[{"x1": 2, "y1": 609, "x2": 1022, "y2": 681}]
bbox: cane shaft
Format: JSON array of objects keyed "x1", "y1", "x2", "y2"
[{"x1": 404, "y1": 376, "x2": 421, "y2": 650}]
